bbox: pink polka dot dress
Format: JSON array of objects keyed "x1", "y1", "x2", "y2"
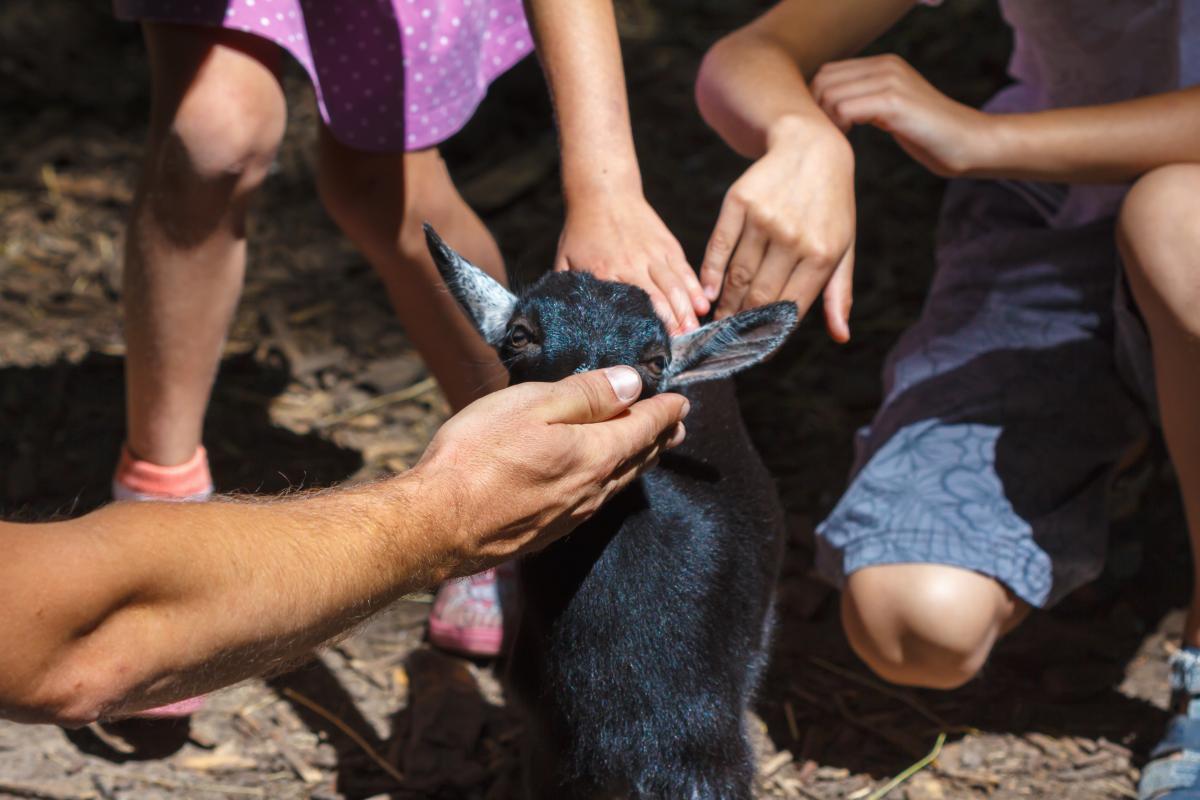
[{"x1": 114, "y1": 0, "x2": 533, "y2": 152}]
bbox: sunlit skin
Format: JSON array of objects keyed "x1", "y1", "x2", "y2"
[
  {"x1": 0, "y1": 369, "x2": 687, "y2": 726},
  {"x1": 695, "y1": 0, "x2": 1200, "y2": 687},
  {"x1": 525, "y1": 0, "x2": 710, "y2": 335},
  {"x1": 123, "y1": 23, "x2": 509, "y2": 471}
]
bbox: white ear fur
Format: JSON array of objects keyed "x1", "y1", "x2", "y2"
[
  {"x1": 664, "y1": 302, "x2": 798, "y2": 388},
  {"x1": 425, "y1": 224, "x2": 517, "y2": 346}
]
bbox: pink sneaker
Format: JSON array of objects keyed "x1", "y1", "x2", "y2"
[
  {"x1": 113, "y1": 444, "x2": 213, "y2": 718},
  {"x1": 132, "y1": 696, "x2": 206, "y2": 719},
  {"x1": 428, "y1": 566, "x2": 512, "y2": 657}
]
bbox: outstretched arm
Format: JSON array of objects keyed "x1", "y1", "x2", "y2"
[
  {"x1": 0, "y1": 368, "x2": 687, "y2": 726},
  {"x1": 524, "y1": 0, "x2": 708, "y2": 333},
  {"x1": 694, "y1": 0, "x2": 916, "y2": 338}
]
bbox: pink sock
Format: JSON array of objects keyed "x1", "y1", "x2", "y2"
[{"x1": 113, "y1": 445, "x2": 214, "y2": 502}]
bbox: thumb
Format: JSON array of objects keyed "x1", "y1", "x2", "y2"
[{"x1": 535, "y1": 367, "x2": 644, "y2": 424}]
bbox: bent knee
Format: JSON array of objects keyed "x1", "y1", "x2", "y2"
[
  {"x1": 154, "y1": 71, "x2": 286, "y2": 189},
  {"x1": 1118, "y1": 165, "x2": 1200, "y2": 325},
  {"x1": 841, "y1": 564, "x2": 1024, "y2": 690}
]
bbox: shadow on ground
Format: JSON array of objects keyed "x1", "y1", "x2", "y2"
[{"x1": 0, "y1": 353, "x2": 362, "y2": 519}]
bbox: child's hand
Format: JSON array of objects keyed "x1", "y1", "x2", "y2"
[
  {"x1": 812, "y1": 54, "x2": 993, "y2": 178},
  {"x1": 701, "y1": 117, "x2": 856, "y2": 343},
  {"x1": 556, "y1": 194, "x2": 708, "y2": 334}
]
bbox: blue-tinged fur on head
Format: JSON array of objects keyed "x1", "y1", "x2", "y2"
[
  {"x1": 501, "y1": 271, "x2": 673, "y2": 395},
  {"x1": 425, "y1": 223, "x2": 799, "y2": 395}
]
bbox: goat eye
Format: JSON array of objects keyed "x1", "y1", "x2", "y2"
[
  {"x1": 508, "y1": 325, "x2": 532, "y2": 348},
  {"x1": 643, "y1": 355, "x2": 667, "y2": 376}
]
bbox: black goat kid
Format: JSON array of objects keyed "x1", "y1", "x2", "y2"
[{"x1": 426, "y1": 224, "x2": 796, "y2": 800}]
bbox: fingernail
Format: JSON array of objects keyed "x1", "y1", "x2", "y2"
[
  {"x1": 606, "y1": 366, "x2": 642, "y2": 402},
  {"x1": 704, "y1": 286, "x2": 719, "y2": 301},
  {"x1": 681, "y1": 399, "x2": 691, "y2": 418}
]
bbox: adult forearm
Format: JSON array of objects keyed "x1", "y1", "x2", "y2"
[
  {"x1": 1, "y1": 477, "x2": 449, "y2": 724},
  {"x1": 524, "y1": 0, "x2": 642, "y2": 200},
  {"x1": 976, "y1": 87, "x2": 1200, "y2": 182},
  {"x1": 0, "y1": 369, "x2": 688, "y2": 727}
]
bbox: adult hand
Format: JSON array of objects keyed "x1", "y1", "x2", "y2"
[
  {"x1": 812, "y1": 54, "x2": 992, "y2": 178},
  {"x1": 701, "y1": 116, "x2": 856, "y2": 342},
  {"x1": 414, "y1": 366, "x2": 689, "y2": 571},
  {"x1": 557, "y1": 195, "x2": 709, "y2": 334}
]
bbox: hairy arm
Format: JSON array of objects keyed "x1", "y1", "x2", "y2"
[
  {"x1": 0, "y1": 369, "x2": 687, "y2": 726},
  {"x1": 0, "y1": 483, "x2": 440, "y2": 725}
]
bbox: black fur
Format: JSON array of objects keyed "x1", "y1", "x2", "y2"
[{"x1": 425, "y1": 225, "x2": 793, "y2": 799}]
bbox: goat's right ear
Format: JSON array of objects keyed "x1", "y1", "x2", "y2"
[
  {"x1": 425, "y1": 223, "x2": 516, "y2": 347},
  {"x1": 664, "y1": 302, "x2": 798, "y2": 388}
]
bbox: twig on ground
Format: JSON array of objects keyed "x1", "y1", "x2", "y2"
[
  {"x1": 84, "y1": 722, "x2": 134, "y2": 755},
  {"x1": 832, "y1": 694, "x2": 927, "y2": 761},
  {"x1": 121, "y1": 774, "x2": 265, "y2": 797},
  {"x1": 809, "y1": 656, "x2": 952, "y2": 730},
  {"x1": 935, "y1": 765, "x2": 1000, "y2": 788},
  {"x1": 0, "y1": 780, "x2": 95, "y2": 800},
  {"x1": 317, "y1": 377, "x2": 438, "y2": 428},
  {"x1": 865, "y1": 732, "x2": 946, "y2": 800},
  {"x1": 759, "y1": 750, "x2": 793, "y2": 780},
  {"x1": 1103, "y1": 778, "x2": 1137, "y2": 798},
  {"x1": 785, "y1": 700, "x2": 801, "y2": 742},
  {"x1": 280, "y1": 687, "x2": 406, "y2": 785},
  {"x1": 236, "y1": 709, "x2": 324, "y2": 784}
]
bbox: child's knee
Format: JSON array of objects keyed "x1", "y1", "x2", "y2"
[
  {"x1": 841, "y1": 564, "x2": 1020, "y2": 690},
  {"x1": 154, "y1": 69, "x2": 286, "y2": 192},
  {"x1": 1118, "y1": 165, "x2": 1200, "y2": 331}
]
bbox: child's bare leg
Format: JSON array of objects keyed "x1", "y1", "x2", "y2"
[
  {"x1": 841, "y1": 563, "x2": 1029, "y2": 689},
  {"x1": 123, "y1": 24, "x2": 286, "y2": 466},
  {"x1": 1118, "y1": 164, "x2": 1200, "y2": 645},
  {"x1": 316, "y1": 130, "x2": 508, "y2": 657},
  {"x1": 315, "y1": 130, "x2": 506, "y2": 411}
]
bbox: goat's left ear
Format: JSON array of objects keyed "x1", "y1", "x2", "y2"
[
  {"x1": 425, "y1": 223, "x2": 516, "y2": 347},
  {"x1": 664, "y1": 302, "x2": 799, "y2": 388}
]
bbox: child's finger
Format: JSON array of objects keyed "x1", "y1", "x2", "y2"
[
  {"x1": 700, "y1": 195, "x2": 747, "y2": 303},
  {"x1": 715, "y1": 224, "x2": 767, "y2": 319},
  {"x1": 814, "y1": 57, "x2": 885, "y2": 84},
  {"x1": 822, "y1": 246, "x2": 855, "y2": 344},
  {"x1": 739, "y1": 240, "x2": 798, "y2": 314},
  {"x1": 820, "y1": 81, "x2": 899, "y2": 132},
  {"x1": 669, "y1": 249, "x2": 709, "y2": 317},
  {"x1": 824, "y1": 53, "x2": 911, "y2": 75},
  {"x1": 830, "y1": 92, "x2": 898, "y2": 133},
  {"x1": 646, "y1": 283, "x2": 679, "y2": 332},
  {"x1": 812, "y1": 65, "x2": 885, "y2": 106},
  {"x1": 778, "y1": 255, "x2": 831, "y2": 324},
  {"x1": 650, "y1": 259, "x2": 698, "y2": 333},
  {"x1": 818, "y1": 77, "x2": 898, "y2": 114}
]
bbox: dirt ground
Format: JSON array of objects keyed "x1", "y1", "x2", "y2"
[{"x1": 0, "y1": 1, "x2": 1192, "y2": 797}]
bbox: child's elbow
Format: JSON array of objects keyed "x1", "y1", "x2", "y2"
[
  {"x1": 695, "y1": 33, "x2": 739, "y2": 115},
  {"x1": 695, "y1": 35, "x2": 759, "y2": 158}
]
